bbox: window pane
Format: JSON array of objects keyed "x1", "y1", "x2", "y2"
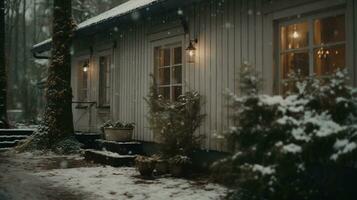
[
  {"x1": 78, "y1": 60, "x2": 89, "y2": 101},
  {"x1": 174, "y1": 47, "x2": 182, "y2": 65},
  {"x1": 314, "y1": 45, "x2": 345, "y2": 76},
  {"x1": 172, "y1": 86, "x2": 182, "y2": 101},
  {"x1": 82, "y1": 72, "x2": 88, "y2": 88},
  {"x1": 158, "y1": 68, "x2": 170, "y2": 85},
  {"x1": 281, "y1": 52, "x2": 309, "y2": 79},
  {"x1": 159, "y1": 87, "x2": 170, "y2": 99},
  {"x1": 159, "y1": 48, "x2": 171, "y2": 67},
  {"x1": 158, "y1": 48, "x2": 171, "y2": 67},
  {"x1": 280, "y1": 22, "x2": 309, "y2": 50},
  {"x1": 314, "y1": 15, "x2": 345, "y2": 45},
  {"x1": 99, "y1": 56, "x2": 111, "y2": 106},
  {"x1": 172, "y1": 66, "x2": 182, "y2": 84},
  {"x1": 81, "y1": 90, "x2": 87, "y2": 101}
]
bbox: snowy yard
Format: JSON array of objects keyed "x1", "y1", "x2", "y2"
[
  {"x1": 0, "y1": 151, "x2": 227, "y2": 200},
  {"x1": 36, "y1": 167, "x2": 227, "y2": 200}
]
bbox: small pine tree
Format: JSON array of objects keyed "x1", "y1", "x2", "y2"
[{"x1": 145, "y1": 76, "x2": 205, "y2": 158}]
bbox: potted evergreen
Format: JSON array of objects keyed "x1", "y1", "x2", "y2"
[
  {"x1": 135, "y1": 156, "x2": 156, "y2": 177},
  {"x1": 145, "y1": 77, "x2": 206, "y2": 177},
  {"x1": 101, "y1": 121, "x2": 135, "y2": 142},
  {"x1": 152, "y1": 154, "x2": 170, "y2": 175},
  {"x1": 169, "y1": 155, "x2": 192, "y2": 177}
]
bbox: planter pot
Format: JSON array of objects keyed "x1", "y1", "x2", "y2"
[
  {"x1": 104, "y1": 127, "x2": 133, "y2": 142},
  {"x1": 155, "y1": 160, "x2": 169, "y2": 175},
  {"x1": 136, "y1": 160, "x2": 156, "y2": 177},
  {"x1": 170, "y1": 163, "x2": 189, "y2": 177}
]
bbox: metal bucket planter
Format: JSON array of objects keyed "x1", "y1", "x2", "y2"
[
  {"x1": 135, "y1": 156, "x2": 156, "y2": 178},
  {"x1": 169, "y1": 155, "x2": 192, "y2": 177},
  {"x1": 104, "y1": 127, "x2": 133, "y2": 142},
  {"x1": 155, "y1": 159, "x2": 170, "y2": 175},
  {"x1": 170, "y1": 163, "x2": 190, "y2": 177}
]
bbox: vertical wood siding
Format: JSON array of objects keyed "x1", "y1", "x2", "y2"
[
  {"x1": 109, "y1": 0, "x2": 268, "y2": 151},
  {"x1": 72, "y1": 0, "x2": 354, "y2": 152}
]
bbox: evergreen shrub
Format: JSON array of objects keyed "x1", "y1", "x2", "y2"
[
  {"x1": 213, "y1": 65, "x2": 357, "y2": 200},
  {"x1": 145, "y1": 76, "x2": 205, "y2": 158}
]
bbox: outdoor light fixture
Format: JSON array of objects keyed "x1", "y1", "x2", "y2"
[
  {"x1": 186, "y1": 39, "x2": 197, "y2": 63},
  {"x1": 83, "y1": 62, "x2": 89, "y2": 72}
]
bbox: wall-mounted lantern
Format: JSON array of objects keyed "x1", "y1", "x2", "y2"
[
  {"x1": 83, "y1": 62, "x2": 89, "y2": 72},
  {"x1": 186, "y1": 39, "x2": 197, "y2": 63}
]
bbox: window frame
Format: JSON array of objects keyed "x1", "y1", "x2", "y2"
[
  {"x1": 76, "y1": 58, "x2": 90, "y2": 102},
  {"x1": 97, "y1": 51, "x2": 112, "y2": 108},
  {"x1": 277, "y1": 9, "x2": 347, "y2": 93},
  {"x1": 153, "y1": 37, "x2": 185, "y2": 102}
]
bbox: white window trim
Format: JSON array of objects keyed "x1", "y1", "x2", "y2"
[
  {"x1": 75, "y1": 55, "x2": 91, "y2": 102},
  {"x1": 96, "y1": 49, "x2": 112, "y2": 108},
  {"x1": 151, "y1": 35, "x2": 185, "y2": 101}
]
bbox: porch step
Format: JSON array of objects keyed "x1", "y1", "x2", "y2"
[
  {"x1": 0, "y1": 135, "x2": 28, "y2": 141},
  {"x1": 0, "y1": 140, "x2": 26, "y2": 148},
  {"x1": 75, "y1": 132, "x2": 102, "y2": 149},
  {"x1": 95, "y1": 139, "x2": 143, "y2": 155},
  {"x1": 84, "y1": 149, "x2": 137, "y2": 167},
  {"x1": 0, "y1": 129, "x2": 33, "y2": 150},
  {"x1": 0, "y1": 147, "x2": 11, "y2": 152},
  {"x1": 0, "y1": 129, "x2": 35, "y2": 136}
]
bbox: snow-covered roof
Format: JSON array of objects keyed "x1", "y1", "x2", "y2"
[
  {"x1": 32, "y1": 38, "x2": 52, "y2": 50},
  {"x1": 77, "y1": 0, "x2": 158, "y2": 29},
  {"x1": 32, "y1": 0, "x2": 161, "y2": 53}
]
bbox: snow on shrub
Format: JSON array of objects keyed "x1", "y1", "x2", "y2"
[
  {"x1": 145, "y1": 75, "x2": 205, "y2": 158},
  {"x1": 213, "y1": 64, "x2": 357, "y2": 200}
]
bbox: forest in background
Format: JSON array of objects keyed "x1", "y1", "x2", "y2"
[{"x1": 4, "y1": 0, "x2": 122, "y2": 124}]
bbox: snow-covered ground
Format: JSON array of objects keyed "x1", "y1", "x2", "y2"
[
  {"x1": 35, "y1": 167, "x2": 227, "y2": 200},
  {"x1": 0, "y1": 151, "x2": 227, "y2": 200}
]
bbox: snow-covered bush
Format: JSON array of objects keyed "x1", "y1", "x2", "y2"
[
  {"x1": 214, "y1": 65, "x2": 357, "y2": 200},
  {"x1": 145, "y1": 76, "x2": 205, "y2": 158}
]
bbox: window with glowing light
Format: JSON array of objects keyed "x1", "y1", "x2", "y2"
[
  {"x1": 154, "y1": 44, "x2": 183, "y2": 101},
  {"x1": 279, "y1": 14, "x2": 345, "y2": 92},
  {"x1": 77, "y1": 59, "x2": 89, "y2": 101}
]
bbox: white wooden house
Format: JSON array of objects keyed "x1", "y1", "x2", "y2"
[{"x1": 32, "y1": 0, "x2": 357, "y2": 152}]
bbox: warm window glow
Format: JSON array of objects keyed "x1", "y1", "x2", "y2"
[
  {"x1": 279, "y1": 14, "x2": 346, "y2": 92},
  {"x1": 155, "y1": 45, "x2": 183, "y2": 101}
]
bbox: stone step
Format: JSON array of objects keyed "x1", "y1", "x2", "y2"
[
  {"x1": 0, "y1": 129, "x2": 35, "y2": 136},
  {"x1": 0, "y1": 135, "x2": 29, "y2": 142},
  {"x1": 84, "y1": 149, "x2": 137, "y2": 167},
  {"x1": 0, "y1": 147, "x2": 11, "y2": 152},
  {"x1": 95, "y1": 139, "x2": 143, "y2": 155},
  {"x1": 75, "y1": 132, "x2": 102, "y2": 149},
  {"x1": 0, "y1": 140, "x2": 25, "y2": 148}
]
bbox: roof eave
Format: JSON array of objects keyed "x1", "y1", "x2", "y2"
[{"x1": 31, "y1": 0, "x2": 201, "y2": 53}]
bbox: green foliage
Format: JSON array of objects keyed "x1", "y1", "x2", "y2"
[
  {"x1": 145, "y1": 75, "x2": 205, "y2": 158},
  {"x1": 214, "y1": 66, "x2": 357, "y2": 200},
  {"x1": 100, "y1": 120, "x2": 135, "y2": 132},
  {"x1": 17, "y1": 125, "x2": 82, "y2": 155},
  {"x1": 169, "y1": 155, "x2": 192, "y2": 165}
]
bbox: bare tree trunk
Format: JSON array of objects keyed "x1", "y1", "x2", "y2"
[
  {"x1": 0, "y1": 0, "x2": 7, "y2": 123},
  {"x1": 43, "y1": 0, "x2": 74, "y2": 147}
]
